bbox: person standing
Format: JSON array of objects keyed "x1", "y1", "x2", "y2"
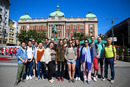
[
  {"x1": 43, "y1": 42, "x2": 55, "y2": 83},
  {"x1": 35, "y1": 42, "x2": 45, "y2": 80},
  {"x1": 97, "y1": 37, "x2": 105, "y2": 80},
  {"x1": 26, "y1": 41, "x2": 34, "y2": 80},
  {"x1": 90, "y1": 36, "x2": 100, "y2": 82},
  {"x1": 65, "y1": 40, "x2": 77, "y2": 83},
  {"x1": 103, "y1": 39, "x2": 116, "y2": 84},
  {"x1": 44, "y1": 38, "x2": 49, "y2": 49},
  {"x1": 80, "y1": 39, "x2": 93, "y2": 84},
  {"x1": 55, "y1": 40, "x2": 65, "y2": 81},
  {"x1": 75, "y1": 39, "x2": 81, "y2": 81},
  {"x1": 63, "y1": 38, "x2": 68, "y2": 79},
  {"x1": 14, "y1": 42, "x2": 28, "y2": 86},
  {"x1": 71, "y1": 37, "x2": 75, "y2": 47}
]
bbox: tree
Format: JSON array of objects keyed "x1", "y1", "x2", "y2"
[{"x1": 17, "y1": 29, "x2": 46, "y2": 44}]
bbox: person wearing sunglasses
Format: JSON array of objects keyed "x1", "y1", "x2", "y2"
[
  {"x1": 80, "y1": 39, "x2": 93, "y2": 84},
  {"x1": 65, "y1": 40, "x2": 77, "y2": 83}
]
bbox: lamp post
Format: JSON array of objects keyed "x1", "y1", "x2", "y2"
[{"x1": 107, "y1": 18, "x2": 118, "y2": 46}]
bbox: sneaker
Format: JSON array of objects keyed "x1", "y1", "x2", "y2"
[
  {"x1": 29, "y1": 75, "x2": 32, "y2": 80},
  {"x1": 68, "y1": 79, "x2": 71, "y2": 83},
  {"x1": 96, "y1": 75, "x2": 98, "y2": 78},
  {"x1": 83, "y1": 81, "x2": 86, "y2": 84},
  {"x1": 14, "y1": 81, "x2": 18, "y2": 86},
  {"x1": 58, "y1": 77, "x2": 60, "y2": 81},
  {"x1": 33, "y1": 75, "x2": 35, "y2": 78},
  {"x1": 110, "y1": 80, "x2": 114, "y2": 84},
  {"x1": 72, "y1": 79, "x2": 75, "y2": 83},
  {"x1": 42, "y1": 76, "x2": 44, "y2": 80},
  {"x1": 78, "y1": 77, "x2": 81, "y2": 81},
  {"x1": 36, "y1": 77, "x2": 40, "y2": 81},
  {"x1": 61, "y1": 77, "x2": 64, "y2": 81},
  {"x1": 101, "y1": 77, "x2": 105, "y2": 81},
  {"x1": 93, "y1": 77, "x2": 97, "y2": 82},
  {"x1": 88, "y1": 81, "x2": 91, "y2": 84},
  {"x1": 21, "y1": 78, "x2": 25, "y2": 82},
  {"x1": 75, "y1": 77, "x2": 78, "y2": 81},
  {"x1": 26, "y1": 76, "x2": 29, "y2": 80}
]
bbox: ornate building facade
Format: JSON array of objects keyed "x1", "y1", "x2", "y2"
[{"x1": 18, "y1": 5, "x2": 98, "y2": 41}]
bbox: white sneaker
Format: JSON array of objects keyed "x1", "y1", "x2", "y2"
[
  {"x1": 78, "y1": 77, "x2": 81, "y2": 81},
  {"x1": 75, "y1": 77, "x2": 78, "y2": 81},
  {"x1": 93, "y1": 77, "x2": 97, "y2": 82},
  {"x1": 33, "y1": 75, "x2": 35, "y2": 78},
  {"x1": 29, "y1": 75, "x2": 32, "y2": 80},
  {"x1": 110, "y1": 80, "x2": 114, "y2": 84},
  {"x1": 42, "y1": 76, "x2": 44, "y2": 80},
  {"x1": 96, "y1": 75, "x2": 98, "y2": 78},
  {"x1": 26, "y1": 76, "x2": 29, "y2": 80}
]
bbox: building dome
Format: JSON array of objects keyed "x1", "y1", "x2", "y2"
[
  {"x1": 49, "y1": 5, "x2": 65, "y2": 17},
  {"x1": 20, "y1": 13, "x2": 32, "y2": 20},
  {"x1": 86, "y1": 12, "x2": 96, "y2": 18}
]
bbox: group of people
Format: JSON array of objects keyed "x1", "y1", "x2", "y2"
[
  {"x1": 14, "y1": 36, "x2": 117, "y2": 86},
  {"x1": 0, "y1": 47, "x2": 18, "y2": 56}
]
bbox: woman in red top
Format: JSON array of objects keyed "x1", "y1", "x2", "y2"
[{"x1": 35, "y1": 42, "x2": 45, "y2": 80}]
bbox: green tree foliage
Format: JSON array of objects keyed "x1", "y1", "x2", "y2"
[{"x1": 17, "y1": 29, "x2": 46, "y2": 44}]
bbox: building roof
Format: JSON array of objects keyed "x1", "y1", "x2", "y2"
[
  {"x1": 19, "y1": 13, "x2": 32, "y2": 20},
  {"x1": 86, "y1": 12, "x2": 96, "y2": 18},
  {"x1": 49, "y1": 5, "x2": 65, "y2": 17}
]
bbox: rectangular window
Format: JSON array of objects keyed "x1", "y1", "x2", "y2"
[
  {"x1": 37, "y1": 26, "x2": 41, "y2": 30},
  {"x1": 3, "y1": 41, "x2": 6, "y2": 44},
  {"x1": 68, "y1": 33, "x2": 70, "y2": 37},
  {"x1": 80, "y1": 25, "x2": 84, "y2": 29},
  {"x1": 74, "y1": 25, "x2": 77, "y2": 29},
  {"x1": 58, "y1": 32, "x2": 60, "y2": 37},
  {"x1": 67, "y1": 25, "x2": 71, "y2": 29},
  {"x1": 23, "y1": 26, "x2": 25, "y2": 30}
]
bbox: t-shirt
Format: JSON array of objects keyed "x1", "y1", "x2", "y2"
[
  {"x1": 97, "y1": 43, "x2": 105, "y2": 59},
  {"x1": 90, "y1": 43, "x2": 98, "y2": 57},
  {"x1": 104, "y1": 45, "x2": 116, "y2": 58},
  {"x1": 27, "y1": 47, "x2": 34, "y2": 59}
]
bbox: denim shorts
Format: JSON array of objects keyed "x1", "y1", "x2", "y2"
[{"x1": 67, "y1": 60, "x2": 76, "y2": 65}]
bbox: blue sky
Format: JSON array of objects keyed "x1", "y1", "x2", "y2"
[{"x1": 9, "y1": 0, "x2": 130, "y2": 35}]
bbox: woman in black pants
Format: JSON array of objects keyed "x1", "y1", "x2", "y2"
[
  {"x1": 43, "y1": 42, "x2": 55, "y2": 83},
  {"x1": 55, "y1": 40, "x2": 65, "y2": 81}
]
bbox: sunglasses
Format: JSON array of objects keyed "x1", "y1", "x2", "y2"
[{"x1": 69, "y1": 43, "x2": 73, "y2": 44}]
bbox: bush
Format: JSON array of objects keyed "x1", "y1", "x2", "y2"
[
  {"x1": 119, "y1": 46, "x2": 122, "y2": 56},
  {"x1": 124, "y1": 46, "x2": 128, "y2": 56}
]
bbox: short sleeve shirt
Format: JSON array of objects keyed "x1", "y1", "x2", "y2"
[
  {"x1": 104, "y1": 45, "x2": 116, "y2": 58},
  {"x1": 91, "y1": 43, "x2": 98, "y2": 57},
  {"x1": 97, "y1": 43, "x2": 105, "y2": 59}
]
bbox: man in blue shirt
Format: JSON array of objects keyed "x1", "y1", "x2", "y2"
[
  {"x1": 14, "y1": 42, "x2": 28, "y2": 86},
  {"x1": 97, "y1": 37, "x2": 105, "y2": 80}
]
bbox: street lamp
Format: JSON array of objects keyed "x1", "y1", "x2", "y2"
[{"x1": 107, "y1": 18, "x2": 118, "y2": 46}]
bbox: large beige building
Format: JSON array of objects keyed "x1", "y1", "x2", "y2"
[
  {"x1": 7, "y1": 19, "x2": 18, "y2": 46},
  {"x1": 18, "y1": 5, "x2": 98, "y2": 41}
]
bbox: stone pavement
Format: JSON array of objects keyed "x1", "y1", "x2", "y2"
[{"x1": 0, "y1": 55, "x2": 130, "y2": 87}]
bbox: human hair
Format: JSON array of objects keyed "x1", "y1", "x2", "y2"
[
  {"x1": 45, "y1": 38, "x2": 49, "y2": 40},
  {"x1": 21, "y1": 41, "x2": 26, "y2": 45},
  {"x1": 75, "y1": 39, "x2": 80, "y2": 47},
  {"x1": 97, "y1": 37, "x2": 101, "y2": 39},
  {"x1": 91, "y1": 36, "x2": 95, "y2": 39},
  {"x1": 37, "y1": 42, "x2": 44, "y2": 50},
  {"x1": 57, "y1": 40, "x2": 64, "y2": 50},
  {"x1": 68, "y1": 40, "x2": 73, "y2": 48}
]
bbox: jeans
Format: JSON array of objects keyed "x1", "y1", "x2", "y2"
[
  {"x1": 26, "y1": 60, "x2": 33, "y2": 76},
  {"x1": 75, "y1": 58, "x2": 81, "y2": 78},
  {"x1": 57, "y1": 61, "x2": 64, "y2": 78},
  {"x1": 37, "y1": 61, "x2": 44, "y2": 77},
  {"x1": 67, "y1": 60, "x2": 76, "y2": 65},
  {"x1": 104, "y1": 57, "x2": 115, "y2": 80}
]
